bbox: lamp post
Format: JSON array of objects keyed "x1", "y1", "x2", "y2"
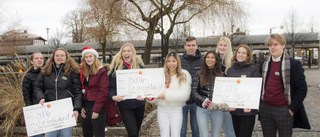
[{"x1": 46, "y1": 28, "x2": 50, "y2": 58}]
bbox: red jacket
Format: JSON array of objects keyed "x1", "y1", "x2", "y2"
[{"x1": 82, "y1": 67, "x2": 109, "y2": 113}]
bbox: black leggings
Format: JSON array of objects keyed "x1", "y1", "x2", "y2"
[
  {"x1": 82, "y1": 106, "x2": 106, "y2": 137},
  {"x1": 119, "y1": 105, "x2": 145, "y2": 137},
  {"x1": 231, "y1": 115, "x2": 255, "y2": 137}
]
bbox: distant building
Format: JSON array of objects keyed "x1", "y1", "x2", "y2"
[{"x1": 0, "y1": 30, "x2": 46, "y2": 46}]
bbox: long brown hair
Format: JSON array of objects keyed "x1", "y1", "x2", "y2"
[
  {"x1": 163, "y1": 52, "x2": 186, "y2": 87},
  {"x1": 231, "y1": 44, "x2": 252, "y2": 64},
  {"x1": 42, "y1": 48, "x2": 79, "y2": 76},
  {"x1": 199, "y1": 51, "x2": 223, "y2": 88},
  {"x1": 81, "y1": 54, "x2": 103, "y2": 77}
]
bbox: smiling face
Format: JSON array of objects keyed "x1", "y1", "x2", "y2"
[
  {"x1": 122, "y1": 45, "x2": 133, "y2": 64},
  {"x1": 268, "y1": 39, "x2": 285, "y2": 59},
  {"x1": 205, "y1": 53, "x2": 216, "y2": 69},
  {"x1": 54, "y1": 50, "x2": 66, "y2": 67},
  {"x1": 166, "y1": 56, "x2": 178, "y2": 74},
  {"x1": 236, "y1": 47, "x2": 248, "y2": 62},
  {"x1": 84, "y1": 53, "x2": 95, "y2": 66},
  {"x1": 184, "y1": 40, "x2": 198, "y2": 56},
  {"x1": 218, "y1": 40, "x2": 228, "y2": 57},
  {"x1": 31, "y1": 53, "x2": 44, "y2": 69}
]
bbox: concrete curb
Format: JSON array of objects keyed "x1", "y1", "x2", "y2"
[{"x1": 0, "y1": 109, "x2": 158, "y2": 136}]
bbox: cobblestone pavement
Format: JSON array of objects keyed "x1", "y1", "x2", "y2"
[{"x1": 140, "y1": 68, "x2": 320, "y2": 137}]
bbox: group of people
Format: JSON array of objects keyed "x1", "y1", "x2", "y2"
[{"x1": 22, "y1": 33, "x2": 310, "y2": 137}]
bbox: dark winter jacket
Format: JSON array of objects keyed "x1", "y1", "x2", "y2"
[
  {"x1": 22, "y1": 67, "x2": 42, "y2": 106},
  {"x1": 192, "y1": 70, "x2": 217, "y2": 107},
  {"x1": 35, "y1": 63, "x2": 82, "y2": 112},
  {"x1": 180, "y1": 49, "x2": 203, "y2": 104},
  {"x1": 226, "y1": 62, "x2": 260, "y2": 116},
  {"x1": 260, "y1": 57, "x2": 311, "y2": 129},
  {"x1": 109, "y1": 63, "x2": 145, "y2": 109}
]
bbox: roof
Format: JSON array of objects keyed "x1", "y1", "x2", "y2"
[{"x1": 0, "y1": 32, "x2": 318, "y2": 55}]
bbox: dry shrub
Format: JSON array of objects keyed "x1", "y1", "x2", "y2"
[
  {"x1": 0, "y1": 54, "x2": 28, "y2": 136},
  {"x1": 144, "y1": 102, "x2": 157, "y2": 115}
]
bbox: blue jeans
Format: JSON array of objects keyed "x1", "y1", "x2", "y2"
[
  {"x1": 181, "y1": 103, "x2": 199, "y2": 137},
  {"x1": 45, "y1": 127, "x2": 73, "y2": 137},
  {"x1": 196, "y1": 106, "x2": 236, "y2": 137},
  {"x1": 222, "y1": 112, "x2": 236, "y2": 137},
  {"x1": 32, "y1": 134, "x2": 43, "y2": 137}
]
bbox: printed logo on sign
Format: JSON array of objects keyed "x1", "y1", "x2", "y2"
[
  {"x1": 139, "y1": 70, "x2": 143, "y2": 75},
  {"x1": 47, "y1": 104, "x2": 51, "y2": 108},
  {"x1": 237, "y1": 79, "x2": 241, "y2": 84}
]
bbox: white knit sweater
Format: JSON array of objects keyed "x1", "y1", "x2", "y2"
[{"x1": 150, "y1": 69, "x2": 191, "y2": 107}]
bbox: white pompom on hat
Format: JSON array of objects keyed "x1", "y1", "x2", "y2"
[{"x1": 82, "y1": 47, "x2": 99, "y2": 58}]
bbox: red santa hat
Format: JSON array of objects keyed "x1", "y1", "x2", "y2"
[{"x1": 82, "y1": 47, "x2": 99, "y2": 58}]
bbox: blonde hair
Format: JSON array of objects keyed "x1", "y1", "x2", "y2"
[
  {"x1": 265, "y1": 33, "x2": 287, "y2": 50},
  {"x1": 231, "y1": 44, "x2": 252, "y2": 64},
  {"x1": 163, "y1": 52, "x2": 186, "y2": 87},
  {"x1": 42, "y1": 48, "x2": 80, "y2": 76},
  {"x1": 81, "y1": 54, "x2": 103, "y2": 77},
  {"x1": 216, "y1": 37, "x2": 233, "y2": 73},
  {"x1": 108, "y1": 43, "x2": 144, "y2": 76}
]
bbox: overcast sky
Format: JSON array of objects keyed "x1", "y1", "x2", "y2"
[{"x1": 1, "y1": 0, "x2": 320, "y2": 40}]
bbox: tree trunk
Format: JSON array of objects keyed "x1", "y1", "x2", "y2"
[
  {"x1": 143, "y1": 22, "x2": 157, "y2": 65},
  {"x1": 101, "y1": 42, "x2": 107, "y2": 63}
]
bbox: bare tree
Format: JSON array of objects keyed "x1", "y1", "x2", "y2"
[
  {"x1": 50, "y1": 27, "x2": 70, "y2": 49},
  {"x1": 83, "y1": 0, "x2": 123, "y2": 63},
  {"x1": 63, "y1": 9, "x2": 90, "y2": 43},
  {"x1": 283, "y1": 7, "x2": 305, "y2": 58},
  {"x1": 116, "y1": 0, "x2": 246, "y2": 64},
  {"x1": 105, "y1": 34, "x2": 121, "y2": 63},
  {"x1": 170, "y1": 24, "x2": 187, "y2": 52}
]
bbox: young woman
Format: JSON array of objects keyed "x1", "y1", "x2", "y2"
[
  {"x1": 216, "y1": 37, "x2": 236, "y2": 137},
  {"x1": 108, "y1": 43, "x2": 145, "y2": 137},
  {"x1": 35, "y1": 48, "x2": 82, "y2": 137},
  {"x1": 192, "y1": 51, "x2": 232, "y2": 137},
  {"x1": 80, "y1": 47, "x2": 109, "y2": 137},
  {"x1": 148, "y1": 52, "x2": 191, "y2": 137},
  {"x1": 216, "y1": 37, "x2": 233, "y2": 75},
  {"x1": 22, "y1": 52, "x2": 44, "y2": 137},
  {"x1": 227, "y1": 44, "x2": 260, "y2": 137}
]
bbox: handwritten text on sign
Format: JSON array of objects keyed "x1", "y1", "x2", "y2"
[
  {"x1": 116, "y1": 68, "x2": 165, "y2": 99},
  {"x1": 23, "y1": 98, "x2": 76, "y2": 136},
  {"x1": 212, "y1": 77, "x2": 262, "y2": 109}
]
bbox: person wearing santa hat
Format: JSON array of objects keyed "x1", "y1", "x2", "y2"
[
  {"x1": 108, "y1": 43, "x2": 145, "y2": 137},
  {"x1": 80, "y1": 47, "x2": 109, "y2": 137}
]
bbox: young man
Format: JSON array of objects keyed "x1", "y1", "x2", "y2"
[
  {"x1": 180, "y1": 36, "x2": 202, "y2": 137},
  {"x1": 260, "y1": 33, "x2": 311, "y2": 137}
]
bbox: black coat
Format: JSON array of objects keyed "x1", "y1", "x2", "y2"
[
  {"x1": 34, "y1": 63, "x2": 82, "y2": 112},
  {"x1": 260, "y1": 57, "x2": 311, "y2": 129},
  {"x1": 22, "y1": 67, "x2": 41, "y2": 106},
  {"x1": 180, "y1": 49, "x2": 203, "y2": 104},
  {"x1": 226, "y1": 62, "x2": 260, "y2": 116},
  {"x1": 192, "y1": 71, "x2": 217, "y2": 108}
]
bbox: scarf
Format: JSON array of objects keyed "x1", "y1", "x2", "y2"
[{"x1": 261, "y1": 51, "x2": 291, "y2": 105}]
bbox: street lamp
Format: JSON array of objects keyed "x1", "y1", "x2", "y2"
[
  {"x1": 46, "y1": 28, "x2": 50, "y2": 58},
  {"x1": 160, "y1": 0, "x2": 164, "y2": 66}
]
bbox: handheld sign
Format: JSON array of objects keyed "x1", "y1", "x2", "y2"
[
  {"x1": 212, "y1": 77, "x2": 262, "y2": 109},
  {"x1": 23, "y1": 98, "x2": 76, "y2": 136},
  {"x1": 116, "y1": 68, "x2": 165, "y2": 99}
]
